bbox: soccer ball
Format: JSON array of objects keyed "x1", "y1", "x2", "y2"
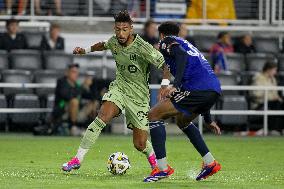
[{"x1": 107, "y1": 152, "x2": 131, "y2": 175}]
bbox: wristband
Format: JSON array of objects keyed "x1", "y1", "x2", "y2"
[
  {"x1": 84, "y1": 46, "x2": 91, "y2": 53},
  {"x1": 161, "y1": 79, "x2": 170, "y2": 86}
]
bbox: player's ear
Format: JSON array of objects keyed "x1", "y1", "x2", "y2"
[{"x1": 130, "y1": 24, "x2": 133, "y2": 33}]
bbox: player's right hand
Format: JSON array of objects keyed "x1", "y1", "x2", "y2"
[
  {"x1": 158, "y1": 86, "x2": 176, "y2": 101},
  {"x1": 73, "y1": 47, "x2": 86, "y2": 55},
  {"x1": 158, "y1": 87, "x2": 168, "y2": 101}
]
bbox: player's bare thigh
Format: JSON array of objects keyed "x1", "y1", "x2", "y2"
[
  {"x1": 176, "y1": 113, "x2": 198, "y2": 129},
  {"x1": 98, "y1": 101, "x2": 120, "y2": 124},
  {"x1": 148, "y1": 98, "x2": 180, "y2": 121}
]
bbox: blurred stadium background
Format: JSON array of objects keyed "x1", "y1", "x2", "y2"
[{"x1": 0, "y1": 0, "x2": 284, "y2": 136}]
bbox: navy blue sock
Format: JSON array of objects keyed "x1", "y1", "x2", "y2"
[
  {"x1": 181, "y1": 122, "x2": 209, "y2": 157},
  {"x1": 149, "y1": 120, "x2": 166, "y2": 159}
]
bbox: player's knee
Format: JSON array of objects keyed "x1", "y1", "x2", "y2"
[{"x1": 133, "y1": 140, "x2": 146, "y2": 152}]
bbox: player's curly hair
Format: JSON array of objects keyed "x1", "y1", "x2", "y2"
[
  {"x1": 158, "y1": 21, "x2": 180, "y2": 36},
  {"x1": 114, "y1": 10, "x2": 133, "y2": 24}
]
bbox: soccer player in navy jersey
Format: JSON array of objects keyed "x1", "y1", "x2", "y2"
[{"x1": 144, "y1": 22, "x2": 222, "y2": 182}]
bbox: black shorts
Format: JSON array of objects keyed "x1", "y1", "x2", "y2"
[{"x1": 170, "y1": 89, "x2": 220, "y2": 116}]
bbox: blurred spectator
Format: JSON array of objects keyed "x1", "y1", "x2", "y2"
[
  {"x1": 5, "y1": 0, "x2": 27, "y2": 15},
  {"x1": 210, "y1": 31, "x2": 234, "y2": 73},
  {"x1": 178, "y1": 23, "x2": 196, "y2": 47},
  {"x1": 91, "y1": 78, "x2": 112, "y2": 101},
  {"x1": 234, "y1": 34, "x2": 256, "y2": 54},
  {"x1": 0, "y1": 19, "x2": 27, "y2": 51},
  {"x1": 40, "y1": 23, "x2": 64, "y2": 51},
  {"x1": 141, "y1": 19, "x2": 159, "y2": 49},
  {"x1": 128, "y1": 0, "x2": 145, "y2": 18},
  {"x1": 250, "y1": 61, "x2": 283, "y2": 135},
  {"x1": 141, "y1": 19, "x2": 161, "y2": 84},
  {"x1": 35, "y1": 0, "x2": 62, "y2": 16},
  {"x1": 52, "y1": 63, "x2": 98, "y2": 136}
]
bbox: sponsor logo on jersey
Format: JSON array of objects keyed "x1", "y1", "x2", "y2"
[
  {"x1": 128, "y1": 65, "x2": 138, "y2": 73},
  {"x1": 130, "y1": 54, "x2": 137, "y2": 61}
]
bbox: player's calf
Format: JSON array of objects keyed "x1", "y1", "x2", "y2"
[
  {"x1": 140, "y1": 141, "x2": 158, "y2": 169},
  {"x1": 133, "y1": 140, "x2": 146, "y2": 152},
  {"x1": 132, "y1": 128, "x2": 158, "y2": 169},
  {"x1": 61, "y1": 117, "x2": 106, "y2": 173},
  {"x1": 137, "y1": 139, "x2": 158, "y2": 169}
]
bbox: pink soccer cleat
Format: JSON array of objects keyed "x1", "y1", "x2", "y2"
[{"x1": 62, "y1": 157, "x2": 81, "y2": 172}]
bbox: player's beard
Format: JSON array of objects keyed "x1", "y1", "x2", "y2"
[{"x1": 117, "y1": 34, "x2": 131, "y2": 46}]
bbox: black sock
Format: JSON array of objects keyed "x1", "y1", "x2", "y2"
[
  {"x1": 149, "y1": 120, "x2": 166, "y2": 159},
  {"x1": 181, "y1": 122, "x2": 209, "y2": 157}
]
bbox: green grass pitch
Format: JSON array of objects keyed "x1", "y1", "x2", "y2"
[{"x1": 0, "y1": 134, "x2": 283, "y2": 189}]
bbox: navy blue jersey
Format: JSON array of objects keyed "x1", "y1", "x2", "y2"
[{"x1": 159, "y1": 36, "x2": 221, "y2": 94}]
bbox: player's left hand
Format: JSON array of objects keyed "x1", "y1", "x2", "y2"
[{"x1": 206, "y1": 121, "x2": 221, "y2": 135}]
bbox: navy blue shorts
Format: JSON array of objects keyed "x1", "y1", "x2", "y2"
[{"x1": 170, "y1": 90, "x2": 220, "y2": 116}]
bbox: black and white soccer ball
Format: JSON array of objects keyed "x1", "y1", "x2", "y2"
[{"x1": 107, "y1": 152, "x2": 131, "y2": 175}]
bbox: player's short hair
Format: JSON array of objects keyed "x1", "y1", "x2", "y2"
[
  {"x1": 263, "y1": 61, "x2": 277, "y2": 72},
  {"x1": 114, "y1": 10, "x2": 133, "y2": 24},
  {"x1": 158, "y1": 21, "x2": 180, "y2": 36}
]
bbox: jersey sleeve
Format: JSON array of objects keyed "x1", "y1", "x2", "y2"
[
  {"x1": 171, "y1": 45, "x2": 188, "y2": 88},
  {"x1": 160, "y1": 37, "x2": 189, "y2": 88},
  {"x1": 104, "y1": 35, "x2": 116, "y2": 50},
  {"x1": 142, "y1": 43, "x2": 165, "y2": 69},
  {"x1": 159, "y1": 37, "x2": 180, "y2": 57}
]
